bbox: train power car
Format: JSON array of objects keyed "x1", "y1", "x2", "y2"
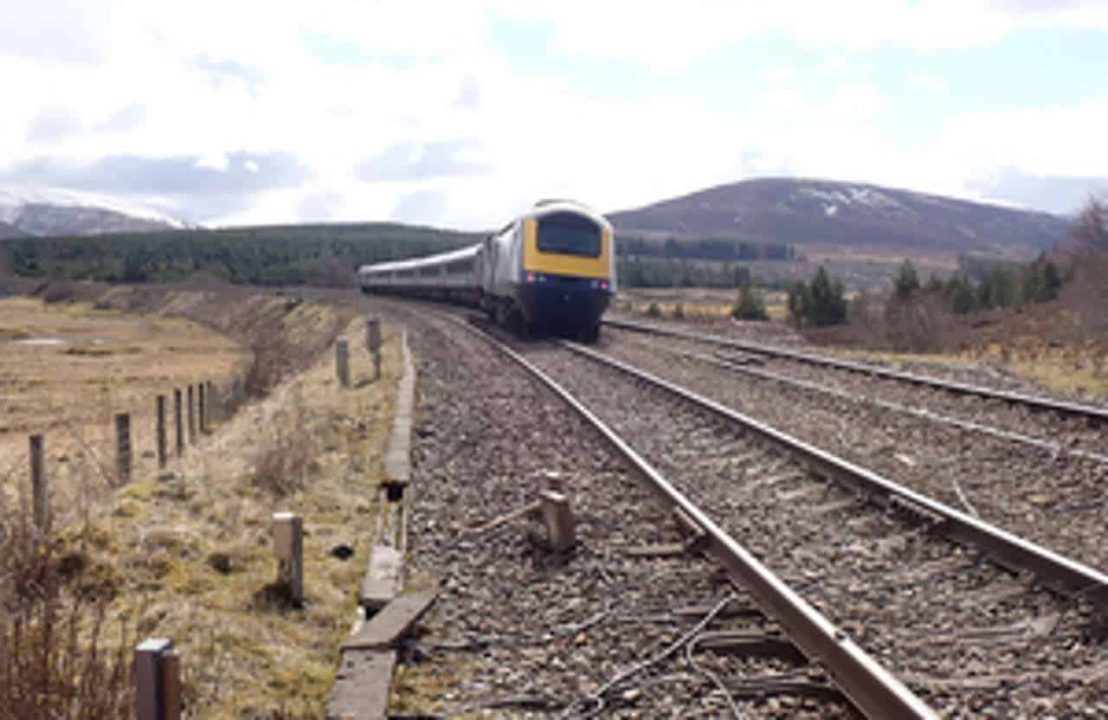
[{"x1": 358, "y1": 200, "x2": 615, "y2": 341}]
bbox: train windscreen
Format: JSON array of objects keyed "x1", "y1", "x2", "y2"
[{"x1": 537, "y1": 212, "x2": 601, "y2": 257}]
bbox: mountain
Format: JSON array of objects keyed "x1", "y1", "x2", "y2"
[
  {"x1": 0, "y1": 220, "x2": 25, "y2": 239},
  {"x1": 0, "y1": 188, "x2": 188, "y2": 237},
  {"x1": 609, "y1": 177, "x2": 1070, "y2": 259}
]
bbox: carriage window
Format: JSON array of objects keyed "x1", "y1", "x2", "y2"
[
  {"x1": 537, "y1": 213, "x2": 602, "y2": 257},
  {"x1": 447, "y1": 259, "x2": 474, "y2": 274}
]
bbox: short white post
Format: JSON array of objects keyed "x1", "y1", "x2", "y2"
[
  {"x1": 272, "y1": 512, "x2": 304, "y2": 605},
  {"x1": 539, "y1": 490, "x2": 575, "y2": 553},
  {"x1": 134, "y1": 638, "x2": 181, "y2": 720},
  {"x1": 335, "y1": 340, "x2": 350, "y2": 388}
]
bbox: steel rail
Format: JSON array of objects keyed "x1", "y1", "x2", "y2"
[
  {"x1": 604, "y1": 317, "x2": 1108, "y2": 424},
  {"x1": 564, "y1": 340, "x2": 1108, "y2": 611},
  {"x1": 443, "y1": 315, "x2": 938, "y2": 720},
  {"x1": 687, "y1": 349, "x2": 1108, "y2": 466}
]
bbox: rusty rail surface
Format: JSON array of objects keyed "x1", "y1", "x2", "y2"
[
  {"x1": 604, "y1": 317, "x2": 1108, "y2": 424},
  {"x1": 565, "y1": 341, "x2": 1108, "y2": 610},
  {"x1": 450, "y1": 315, "x2": 938, "y2": 720}
]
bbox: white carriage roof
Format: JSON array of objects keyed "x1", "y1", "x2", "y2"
[{"x1": 359, "y1": 243, "x2": 480, "y2": 274}]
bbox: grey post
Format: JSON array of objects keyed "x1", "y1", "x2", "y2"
[
  {"x1": 272, "y1": 512, "x2": 304, "y2": 605},
  {"x1": 115, "y1": 413, "x2": 132, "y2": 486},
  {"x1": 173, "y1": 388, "x2": 184, "y2": 456},
  {"x1": 187, "y1": 385, "x2": 196, "y2": 444},
  {"x1": 29, "y1": 434, "x2": 48, "y2": 531},
  {"x1": 135, "y1": 638, "x2": 181, "y2": 720},
  {"x1": 366, "y1": 318, "x2": 382, "y2": 380},
  {"x1": 198, "y1": 383, "x2": 206, "y2": 434},
  {"x1": 335, "y1": 339, "x2": 350, "y2": 388},
  {"x1": 540, "y1": 490, "x2": 576, "y2": 553},
  {"x1": 156, "y1": 395, "x2": 167, "y2": 469}
]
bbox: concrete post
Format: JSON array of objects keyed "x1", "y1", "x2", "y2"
[
  {"x1": 156, "y1": 395, "x2": 167, "y2": 469},
  {"x1": 272, "y1": 512, "x2": 304, "y2": 606},
  {"x1": 540, "y1": 490, "x2": 575, "y2": 553},
  {"x1": 335, "y1": 340, "x2": 350, "y2": 388},
  {"x1": 29, "y1": 434, "x2": 48, "y2": 531},
  {"x1": 187, "y1": 385, "x2": 196, "y2": 444},
  {"x1": 173, "y1": 389, "x2": 184, "y2": 457},
  {"x1": 115, "y1": 413, "x2": 132, "y2": 486},
  {"x1": 135, "y1": 638, "x2": 181, "y2": 720}
]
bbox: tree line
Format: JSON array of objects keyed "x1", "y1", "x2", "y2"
[
  {"x1": 6, "y1": 224, "x2": 479, "y2": 285},
  {"x1": 616, "y1": 234, "x2": 794, "y2": 262}
]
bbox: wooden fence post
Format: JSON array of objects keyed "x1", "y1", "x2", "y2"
[
  {"x1": 187, "y1": 385, "x2": 196, "y2": 444},
  {"x1": 366, "y1": 319, "x2": 382, "y2": 381},
  {"x1": 198, "y1": 383, "x2": 206, "y2": 434},
  {"x1": 174, "y1": 389, "x2": 184, "y2": 457},
  {"x1": 156, "y1": 395, "x2": 167, "y2": 469},
  {"x1": 335, "y1": 340, "x2": 350, "y2": 388},
  {"x1": 205, "y1": 381, "x2": 216, "y2": 425},
  {"x1": 272, "y1": 512, "x2": 304, "y2": 606},
  {"x1": 135, "y1": 638, "x2": 181, "y2": 720},
  {"x1": 115, "y1": 413, "x2": 132, "y2": 486},
  {"x1": 29, "y1": 434, "x2": 48, "y2": 531}
]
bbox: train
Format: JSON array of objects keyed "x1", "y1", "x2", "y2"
[{"x1": 358, "y1": 200, "x2": 615, "y2": 341}]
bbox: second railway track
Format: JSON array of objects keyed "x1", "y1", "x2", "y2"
[{"x1": 499, "y1": 331, "x2": 1108, "y2": 718}]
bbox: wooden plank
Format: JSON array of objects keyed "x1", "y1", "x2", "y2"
[
  {"x1": 359, "y1": 545, "x2": 402, "y2": 611},
  {"x1": 344, "y1": 590, "x2": 437, "y2": 651},
  {"x1": 326, "y1": 650, "x2": 396, "y2": 720}
]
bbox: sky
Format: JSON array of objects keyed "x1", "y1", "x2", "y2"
[{"x1": 2, "y1": 0, "x2": 1108, "y2": 229}]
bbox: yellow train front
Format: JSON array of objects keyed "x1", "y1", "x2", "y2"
[
  {"x1": 482, "y1": 200, "x2": 615, "y2": 341},
  {"x1": 357, "y1": 200, "x2": 615, "y2": 342}
]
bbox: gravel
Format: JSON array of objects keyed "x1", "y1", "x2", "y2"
[
  {"x1": 372, "y1": 307, "x2": 851, "y2": 718},
  {"x1": 596, "y1": 326, "x2": 1108, "y2": 574},
  {"x1": 519, "y1": 338, "x2": 1108, "y2": 718}
]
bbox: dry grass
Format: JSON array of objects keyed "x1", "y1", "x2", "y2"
[
  {"x1": 0, "y1": 510, "x2": 132, "y2": 720},
  {"x1": 0, "y1": 297, "x2": 248, "y2": 528},
  {"x1": 1, "y1": 289, "x2": 404, "y2": 717},
  {"x1": 51, "y1": 317, "x2": 401, "y2": 718}
]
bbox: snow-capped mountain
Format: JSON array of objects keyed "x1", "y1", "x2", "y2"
[
  {"x1": 610, "y1": 177, "x2": 1070, "y2": 259},
  {"x1": 0, "y1": 187, "x2": 191, "y2": 237}
]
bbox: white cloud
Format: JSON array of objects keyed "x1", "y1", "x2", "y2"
[{"x1": 3, "y1": 0, "x2": 1108, "y2": 226}]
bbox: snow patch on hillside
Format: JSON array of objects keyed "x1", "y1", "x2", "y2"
[{"x1": 0, "y1": 187, "x2": 191, "y2": 229}]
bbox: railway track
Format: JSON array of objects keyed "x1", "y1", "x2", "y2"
[
  {"x1": 604, "y1": 317, "x2": 1108, "y2": 428},
  {"x1": 370, "y1": 305, "x2": 862, "y2": 717},
  {"x1": 493, "y1": 333, "x2": 1108, "y2": 718},
  {"x1": 597, "y1": 322, "x2": 1108, "y2": 573},
  {"x1": 441, "y1": 313, "x2": 936, "y2": 718}
]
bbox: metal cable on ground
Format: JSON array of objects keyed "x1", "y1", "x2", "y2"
[{"x1": 562, "y1": 592, "x2": 738, "y2": 719}]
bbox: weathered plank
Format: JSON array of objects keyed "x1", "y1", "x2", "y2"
[
  {"x1": 326, "y1": 650, "x2": 396, "y2": 720},
  {"x1": 359, "y1": 545, "x2": 403, "y2": 611},
  {"x1": 344, "y1": 590, "x2": 437, "y2": 651}
]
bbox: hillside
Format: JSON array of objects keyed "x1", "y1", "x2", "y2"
[
  {"x1": 0, "y1": 221, "x2": 24, "y2": 239},
  {"x1": 610, "y1": 177, "x2": 1069, "y2": 260},
  {"x1": 0, "y1": 188, "x2": 186, "y2": 236}
]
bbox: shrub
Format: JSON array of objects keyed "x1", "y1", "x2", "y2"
[
  {"x1": 646, "y1": 302, "x2": 661, "y2": 318},
  {"x1": 0, "y1": 514, "x2": 132, "y2": 718},
  {"x1": 731, "y1": 284, "x2": 768, "y2": 321}
]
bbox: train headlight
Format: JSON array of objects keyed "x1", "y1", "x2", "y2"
[{"x1": 526, "y1": 272, "x2": 536, "y2": 283}]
